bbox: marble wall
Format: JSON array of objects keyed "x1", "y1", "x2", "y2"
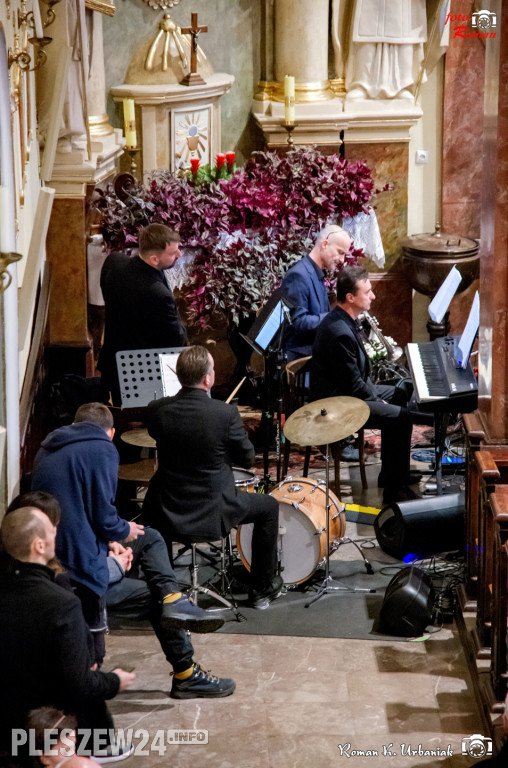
[
  {"x1": 441, "y1": 0, "x2": 485, "y2": 238},
  {"x1": 344, "y1": 142, "x2": 409, "y2": 269},
  {"x1": 103, "y1": 0, "x2": 263, "y2": 163},
  {"x1": 477, "y1": 0, "x2": 508, "y2": 442}
]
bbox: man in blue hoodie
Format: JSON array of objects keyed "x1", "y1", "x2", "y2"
[{"x1": 32, "y1": 402, "x2": 235, "y2": 699}]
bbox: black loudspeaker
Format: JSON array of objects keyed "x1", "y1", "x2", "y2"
[
  {"x1": 374, "y1": 492, "x2": 464, "y2": 559},
  {"x1": 378, "y1": 566, "x2": 435, "y2": 637}
]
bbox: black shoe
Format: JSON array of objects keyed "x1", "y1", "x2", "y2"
[
  {"x1": 378, "y1": 470, "x2": 423, "y2": 488},
  {"x1": 170, "y1": 664, "x2": 236, "y2": 699},
  {"x1": 248, "y1": 575, "x2": 284, "y2": 610},
  {"x1": 382, "y1": 485, "x2": 421, "y2": 505},
  {"x1": 161, "y1": 595, "x2": 225, "y2": 633}
]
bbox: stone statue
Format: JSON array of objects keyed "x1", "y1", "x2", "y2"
[
  {"x1": 333, "y1": 0, "x2": 427, "y2": 100},
  {"x1": 58, "y1": 0, "x2": 90, "y2": 151}
]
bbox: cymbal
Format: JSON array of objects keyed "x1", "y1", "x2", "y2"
[
  {"x1": 120, "y1": 428, "x2": 156, "y2": 448},
  {"x1": 283, "y1": 397, "x2": 370, "y2": 447}
]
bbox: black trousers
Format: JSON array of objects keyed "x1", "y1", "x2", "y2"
[
  {"x1": 231, "y1": 490, "x2": 279, "y2": 591},
  {"x1": 106, "y1": 528, "x2": 194, "y2": 673},
  {"x1": 364, "y1": 383, "x2": 413, "y2": 489},
  {"x1": 71, "y1": 581, "x2": 107, "y2": 667}
]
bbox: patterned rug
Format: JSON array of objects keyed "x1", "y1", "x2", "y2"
[{"x1": 240, "y1": 409, "x2": 434, "y2": 475}]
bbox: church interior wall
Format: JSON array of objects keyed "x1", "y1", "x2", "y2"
[
  {"x1": 408, "y1": 61, "x2": 443, "y2": 342},
  {"x1": 102, "y1": 0, "x2": 264, "y2": 164}
]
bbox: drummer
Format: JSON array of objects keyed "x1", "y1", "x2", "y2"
[{"x1": 142, "y1": 345, "x2": 284, "y2": 609}]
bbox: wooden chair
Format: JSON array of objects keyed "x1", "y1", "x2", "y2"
[{"x1": 283, "y1": 356, "x2": 368, "y2": 497}]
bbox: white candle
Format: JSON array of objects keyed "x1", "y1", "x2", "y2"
[
  {"x1": 32, "y1": 0, "x2": 44, "y2": 39},
  {"x1": 284, "y1": 75, "x2": 295, "y2": 125},
  {"x1": 123, "y1": 99, "x2": 137, "y2": 149}
]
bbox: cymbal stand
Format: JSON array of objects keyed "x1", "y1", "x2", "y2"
[{"x1": 305, "y1": 441, "x2": 375, "y2": 607}]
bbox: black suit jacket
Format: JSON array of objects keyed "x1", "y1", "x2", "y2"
[
  {"x1": 98, "y1": 252, "x2": 186, "y2": 390},
  {"x1": 0, "y1": 562, "x2": 119, "y2": 749},
  {"x1": 311, "y1": 305, "x2": 381, "y2": 402},
  {"x1": 142, "y1": 387, "x2": 255, "y2": 540}
]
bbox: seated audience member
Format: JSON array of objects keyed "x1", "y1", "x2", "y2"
[
  {"x1": 0, "y1": 507, "x2": 134, "y2": 763},
  {"x1": 31, "y1": 403, "x2": 220, "y2": 666},
  {"x1": 7, "y1": 492, "x2": 234, "y2": 700},
  {"x1": 143, "y1": 345, "x2": 283, "y2": 609},
  {"x1": 25, "y1": 707, "x2": 101, "y2": 768}
]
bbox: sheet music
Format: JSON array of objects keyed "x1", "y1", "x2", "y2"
[
  {"x1": 254, "y1": 300, "x2": 285, "y2": 352},
  {"x1": 159, "y1": 352, "x2": 183, "y2": 396},
  {"x1": 456, "y1": 291, "x2": 480, "y2": 369},
  {"x1": 428, "y1": 265, "x2": 462, "y2": 323}
]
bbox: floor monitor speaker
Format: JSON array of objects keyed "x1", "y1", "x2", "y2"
[
  {"x1": 374, "y1": 492, "x2": 464, "y2": 559},
  {"x1": 378, "y1": 566, "x2": 434, "y2": 637}
]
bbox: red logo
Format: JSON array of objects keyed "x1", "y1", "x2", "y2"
[{"x1": 445, "y1": 9, "x2": 497, "y2": 39}]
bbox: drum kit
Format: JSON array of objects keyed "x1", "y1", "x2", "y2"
[{"x1": 237, "y1": 395, "x2": 377, "y2": 605}]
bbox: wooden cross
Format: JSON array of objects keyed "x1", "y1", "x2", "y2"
[{"x1": 180, "y1": 12, "x2": 208, "y2": 87}]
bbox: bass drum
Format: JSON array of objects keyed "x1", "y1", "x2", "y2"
[{"x1": 237, "y1": 477, "x2": 346, "y2": 586}]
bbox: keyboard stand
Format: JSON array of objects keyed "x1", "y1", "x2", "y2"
[{"x1": 433, "y1": 411, "x2": 451, "y2": 495}]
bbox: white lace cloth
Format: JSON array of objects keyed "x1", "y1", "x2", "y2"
[
  {"x1": 342, "y1": 207, "x2": 385, "y2": 267},
  {"x1": 164, "y1": 207, "x2": 385, "y2": 290}
]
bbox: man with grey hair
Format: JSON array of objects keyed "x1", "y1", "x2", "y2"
[{"x1": 280, "y1": 224, "x2": 351, "y2": 362}]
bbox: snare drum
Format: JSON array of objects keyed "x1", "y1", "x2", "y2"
[
  {"x1": 237, "y1": 477, "x2": 345, "y2": 585},
  {"x1": 233, "y1": 467, "x2": 258, "y2": 493}
]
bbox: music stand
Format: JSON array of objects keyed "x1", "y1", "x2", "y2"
[
  {"x1": 240, "y1": 291, "x2": 294, "y2": 487},
  {"x1": 116, "y1": 347, "x2": 186, "y2": 408}
]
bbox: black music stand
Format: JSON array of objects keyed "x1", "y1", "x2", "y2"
[
  {"x1": 116, "y1": 347, "x2": 186, "y2": 408},
  {"x1": 241, "y1": 291, "x2": 294, "y2": 489}
]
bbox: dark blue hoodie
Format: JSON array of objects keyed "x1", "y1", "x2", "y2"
[{"x1": 32, "y1": 422, "x2": 130, "y2": 596}]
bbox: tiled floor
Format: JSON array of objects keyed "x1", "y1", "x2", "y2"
[{"x1": 106, "y1": 444, "x2": 486, "y2": 767}]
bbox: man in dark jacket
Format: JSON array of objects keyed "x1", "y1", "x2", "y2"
[
  {"x1": 311, "y1": 266, "x2": 417, "y2": 505},
  {"x1": 31, "y1": 403, "x2": 233, "y2": 698},
  {"x1": 0, "y1": 507, "x2": 134, "y2": 761},
  {"x1": 280, "y1": 225, "x2": 351, "y2": 362},
  {"x1": 32, "y1": 403, "x2": 144, "y2": 663},
  {"x1": 143, "y1": 345, "x2": 283, "y2": 609},
  {"x1": 98, "y1": 223, "x2": 187, "y2": 404}
]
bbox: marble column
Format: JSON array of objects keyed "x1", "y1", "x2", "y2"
[
  {"x1": 477, "y1": 0, "x2": 508, "y2": 443},
  {"x1": 274, "y1": 0, "x2": 329, "y2": 87}
]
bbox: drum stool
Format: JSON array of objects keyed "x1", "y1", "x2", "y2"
[{"x1": 174, "y1": 535, "x2": 245, "y2": 623}]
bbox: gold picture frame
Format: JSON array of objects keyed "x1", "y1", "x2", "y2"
[{"x1": 85, "y1": 0, "x2": 115, "y2": 17}]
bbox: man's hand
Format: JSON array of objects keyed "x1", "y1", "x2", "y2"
[
  {"x1": 123, "y1": 521, "x2": 145, "y2": 542},
  {"x1": 112, "y1": 668, "x2": 136, "y2": 690},
  {"x1": 110, "y1": 548, "x2": 133, "y2": 573},
  {"x1": 109, "y1": 541, "x2": 126, "y2": 557}
]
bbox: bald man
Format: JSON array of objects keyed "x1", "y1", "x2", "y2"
[
  {"x1": 280, "y1": 225, "x2": 351, "y2": 362},
  {"x1": 0, "y1": 507, "x2": 134, "y2": 760}
]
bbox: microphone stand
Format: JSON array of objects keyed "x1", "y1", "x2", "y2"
[{"x1": 260, "y1": 306, "x2": 290, "y2": 489}]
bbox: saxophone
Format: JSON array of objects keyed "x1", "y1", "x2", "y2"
[
  {"x1": 360, "y1": 311, "x2": 403, "y2": 361},
  {"x1": 359, "y1": 312, "x2": 409, "y2": 384}
]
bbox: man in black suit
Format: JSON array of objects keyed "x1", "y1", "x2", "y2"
[
  {"x1": 311, "y1": 266, "x2": 418, "y2": 504},
  {"x1": 142, "y1": 345, "x2": 283, "y2": 609},
  {"x1": 99, "y1": 223, "x2": 187, "y2": 404}
]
